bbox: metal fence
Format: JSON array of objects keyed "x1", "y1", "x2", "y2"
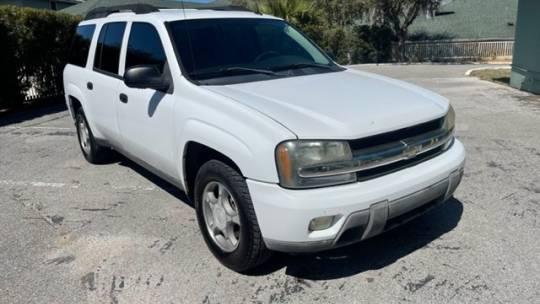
[
  {"x1": 404, "y1": 39, "x2": 514, "y2": 62},
  {"x1": 21, "y1": 73, "x2": 63, "y2": 103}
]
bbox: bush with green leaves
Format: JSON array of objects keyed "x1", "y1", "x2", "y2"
[
  {"x1": 232, "y1": 0, "x2": 396, "y2": 65},
  {"x1": 0, "y1": 6, "x2": 81, "y2": 110}
]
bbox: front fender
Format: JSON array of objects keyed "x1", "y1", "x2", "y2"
[{"x1": 178, "y1": 119, "x2": 281, "y2": 188}]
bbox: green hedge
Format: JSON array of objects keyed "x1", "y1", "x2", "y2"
[{"x1": 0, "y1": 6, "x2": 81, "y2": 110}]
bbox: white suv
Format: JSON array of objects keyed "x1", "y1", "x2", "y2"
[{"x1": 64, "y1": 5, "x2": 465, "y2": 272}]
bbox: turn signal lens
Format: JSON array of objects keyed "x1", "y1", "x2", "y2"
[{"x1": 277, "y1": 144, "x2": 293, "y2": 186}]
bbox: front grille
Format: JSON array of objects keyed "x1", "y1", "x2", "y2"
[
  {"x1": 356, "y1": 145, "x2": 445, "y2": 181},
  {"x1": 349, "y1": 117, "x2": 448, "y2": 181},
  {"x1": 349, "y1": 117, "x2": 444, "y2": 151}
]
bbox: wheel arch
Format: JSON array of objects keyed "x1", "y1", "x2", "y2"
[
  {"x1": 65, "y1": 83, "x2": 86, "y2": 119},
  {"x1": 182, "y1": 141, "x2": 245, "y2": 200},
  {"x1": 68, "y1": 95, "x2": 83, "y2": 118},
  {"x1": 178, "y1": 119, "x2": 283, "y2": 196},
  {"x1": 65, "y1": 83, "x2": 104, "y2": 139}
]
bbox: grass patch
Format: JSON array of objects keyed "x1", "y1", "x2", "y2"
[{"x1": 470, "y1": 68, "x2": 511, "y2": 86}]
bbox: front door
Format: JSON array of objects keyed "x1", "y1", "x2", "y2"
[{"x1": 116, "y1": 22, "x2": 177, "y2": 178}]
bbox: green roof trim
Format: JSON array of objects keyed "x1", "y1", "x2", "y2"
[{"x1": 410, "y1": 0, "x2": 518, "y2": 40}]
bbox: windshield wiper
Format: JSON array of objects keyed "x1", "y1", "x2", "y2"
[
  {"x1": 272, "y1": 62, "x2": 334, "y2": 72},
  {"x1": 191, "y1": 67, "x2": 278, "y2": 79},
  {"x1": 223, "y1": 67, "x2": 278, "y2": 76}
]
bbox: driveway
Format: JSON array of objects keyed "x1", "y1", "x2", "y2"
[{"x1": 1, "y1": 64, "x2": 539, "y2": 304}]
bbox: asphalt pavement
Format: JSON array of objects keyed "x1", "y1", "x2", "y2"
[{"x1": 1, "y1": 64, "x2": 539, "y2": 304}]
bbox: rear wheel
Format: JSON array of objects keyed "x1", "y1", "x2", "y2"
[
  {"x1": 194, "y1": 160, "x2": 271, "y2": 272},
  {"x1": 75, "y1": 108, "x2": 113, "y2": 164}
]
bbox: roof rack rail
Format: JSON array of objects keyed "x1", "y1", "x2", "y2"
[
  {"x1": 197, "y1": 5, "x2": 254, "y2": 12},
  {"x1": 85, "y1": 4, "x2": 160, "y2": 20},
  {"x1": 165, "y1": 4, "x2": 258, "y2": 13}
]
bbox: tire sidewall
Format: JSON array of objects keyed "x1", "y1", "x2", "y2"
[
  {"x1": 194, "y1": 162, "x2": 257, "y2": 270},
  {"x1": 75, "y1": 109, "x2": 93, "y2": 161},
  {"x1": 75, "y1": 108, "x2": 112, "y2": 164}
]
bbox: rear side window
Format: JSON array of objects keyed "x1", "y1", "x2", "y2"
[
  {"x1": 126, "y1": 23, "x2": 167, "y2": 74},
  {"x1": 94, "y1": 22, "x2": 126, "y2": 75},
  {"x1": 69, "y1": 24, "x2": 96, "y2": 67}
]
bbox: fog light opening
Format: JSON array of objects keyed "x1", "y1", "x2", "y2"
[{"x1": 309, "y1": 216, "x2": 336, "y2": 231}]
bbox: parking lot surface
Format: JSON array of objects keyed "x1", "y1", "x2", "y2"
[{"x1": 1, "y1": 64, "x2": 539, "y2": 304}]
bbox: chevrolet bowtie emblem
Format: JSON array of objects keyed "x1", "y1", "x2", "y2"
[{"x1": 403, "y1": 144, "x2": 421, "y2": 159}]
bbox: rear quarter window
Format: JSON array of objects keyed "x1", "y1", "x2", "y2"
[{"x1": 69, "y1": 24, "x2": 96, "y2": 67}]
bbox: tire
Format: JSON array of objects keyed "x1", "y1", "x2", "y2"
[
  {"x1": 194, "y1": 160, "x2": 271, "y2": 272},
  {"x1": 75, "y1": 108, "x2": 113, "y2": 164}
]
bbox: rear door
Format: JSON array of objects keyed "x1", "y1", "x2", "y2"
[
  {"x1": 86, "y1": 21, "x2": 127, "y2": 146},
  {"x1": 65, "y1": 24, "x2": 95, "y2": 116},
  {"x1": 116, "y1": 22, "x2": 177, "y2": 177}
]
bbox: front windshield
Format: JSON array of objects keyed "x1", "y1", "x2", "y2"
[{"x1": 168, "y1": 18, "x2": 341, "y2": 85}]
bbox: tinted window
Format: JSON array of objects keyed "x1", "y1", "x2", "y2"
[
  {"x1": 168, "y1": 19, "x2": 338, "y2": 85},
  {"x1": 69, "y1": 25, "x2": 96, "y2": 67},
  {"x1": 126, "y1": 23, "x2": 167, "y2": 74},
  {"x1": 94, "y1": 22, "x2": 126, "y2": 75}
]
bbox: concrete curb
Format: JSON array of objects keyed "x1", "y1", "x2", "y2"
[
  {"x1": 465, "y1": 66, "x2": 511, "y2": 76},
  {"x1": 349, "y1": 63, "x2": 486, "y2": 68}
]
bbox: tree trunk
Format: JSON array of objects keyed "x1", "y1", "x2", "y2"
[{"x1": 395, "y1": 30, "x2": 408, "y2": 62}]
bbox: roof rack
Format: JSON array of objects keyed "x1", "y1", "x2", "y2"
[
  {"x1": 84, "y1": 4, "x2": 258, "y2": 21},
  {"x1": 85, "y1": 4, "x2": 160, "y2": 20},
  {"x1": 185, "y1": 5, "x2": 254, "y2": 13}
]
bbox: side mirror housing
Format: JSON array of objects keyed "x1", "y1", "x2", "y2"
[{"x1": 124, "y1": 65, "x2": 170, "y2": 92}]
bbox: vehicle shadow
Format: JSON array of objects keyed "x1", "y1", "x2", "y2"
[
  {"x1": 113, "y1": 155, "x2": 463, "y2": 280},
  {"x1": 253, "y1": 198, "x2": 463, "y2": 280},
  {"x1": 0, "y1": 101, "x2": 67, "y2": 127},
  {"x1": 116, "y1": 156, "x2": 192, "y2": 207},
  {"x1": 148, "y1": 91, "x2": 165, "y2": 117}
]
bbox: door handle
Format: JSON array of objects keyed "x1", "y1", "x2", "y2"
[
  {"x1": 87, "y1": 82, "x2": 93, "y2": 90},
  {"x1": 119, "y1": 93, "x2": 128, "y2": 104}
]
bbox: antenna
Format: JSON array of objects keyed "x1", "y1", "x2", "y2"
[{"x1": 180, "y1": 0, "x2": 187, "y2": 18}]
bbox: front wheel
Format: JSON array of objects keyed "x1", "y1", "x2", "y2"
[{"x1": 194, "y1": 160, "x2": 271, "y2": 272}]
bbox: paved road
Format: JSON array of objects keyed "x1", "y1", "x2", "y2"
[{"x1": 1, "y1": 64, "x2": 539, "y2": 304}]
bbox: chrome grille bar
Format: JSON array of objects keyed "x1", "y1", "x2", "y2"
[{"x1": 298, "y1": 129, "x2": 454, "y2": 178}]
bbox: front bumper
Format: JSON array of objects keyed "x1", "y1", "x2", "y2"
[{"x1": 247, "y1": 139, "x2": 466, "y2": 253}]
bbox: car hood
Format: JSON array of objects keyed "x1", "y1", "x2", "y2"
[{"x1": 206, "y1": 68, "x2": 449, "y2": 139}]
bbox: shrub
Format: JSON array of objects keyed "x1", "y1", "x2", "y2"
[
  {"x1": 320, "y1": 27, "x2": 356, "y2": 64},
  {"x1": 0, "y1": 6, "x2": 81, "y2": 110},
  {"x1": 352, "y1": 24, "x2": 395, "y2": 63},
  {"x1": 313, "y1": 25, "x2": 395, "y2": 65},
  {"x1": 0, "y1": 20, "x2": 21, "y2": 109}
]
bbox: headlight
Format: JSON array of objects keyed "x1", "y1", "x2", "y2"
[
  {"x1": 443, "y1": 105, "x2": 455, "y2": 133},
  {"x1": 276, "y1": 141, "x2": 356, "y2": 189},
  {"x1": 443, "y1": 106, "x2": 456, "y2": 131},
  {"x1": 442, "y1": 105, "x2": 456, "y2": 150}
]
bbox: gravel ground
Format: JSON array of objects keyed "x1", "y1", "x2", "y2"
[{"x1": 0, "y1": 64, "x2": 539, "y2": 304}]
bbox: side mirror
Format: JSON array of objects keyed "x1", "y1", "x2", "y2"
[{"x1": 124, "y1": 65, "x2": 170, "y2": 92}]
